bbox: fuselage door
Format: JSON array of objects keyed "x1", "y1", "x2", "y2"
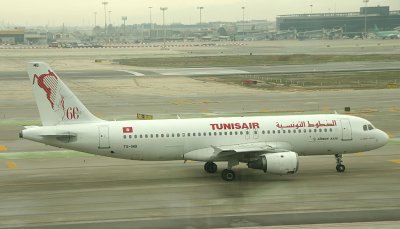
[
  {"x1": 340, "y1": 119, "x2": 352, "y2": 141},
  {"x1": 98, "y1": 125, "x2": 110, "y2": 149}
]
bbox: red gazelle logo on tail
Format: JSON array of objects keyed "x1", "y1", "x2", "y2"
[
  {"x1": 33, "y1": 70, "x2": 58, "y2": 109},
  {"x1": 32, "y1": 70, "x2": 80, "y2": 120}
]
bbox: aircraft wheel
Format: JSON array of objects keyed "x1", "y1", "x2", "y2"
[
  {"x1": 204, "y1": 162, "x2": 217, "y2": 173},
  {"x1": 336, "y1": 164, "x2": 345, "y2": 173},
  {"x1": 221, "y1": 169, "x2": 235, "y2": 181}
]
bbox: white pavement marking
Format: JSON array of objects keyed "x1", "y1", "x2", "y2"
[
  {"x1": 153, "y1": 67, "x2": 249, "y2": 76},
  {"x1": 117, "y1": 70, "x2": 145, "y2": 76}
]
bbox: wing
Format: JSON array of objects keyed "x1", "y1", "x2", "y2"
[{"x1": 183, "y1": 142, "x2": 293, "y2": 162}]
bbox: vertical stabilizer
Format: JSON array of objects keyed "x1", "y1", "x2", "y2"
[{"x1": 27, "y1": 62, "x2": 103, "y2": 126}]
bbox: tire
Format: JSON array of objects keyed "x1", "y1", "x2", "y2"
[
  {"x1": 204, "y1": 162, "x2": 217, "y2": 173},
  {"x1": 336, "y1": 164, "x2": 345, "y2": 173},
  {"x1": 221, "y1": 169, "x2": 235, "y2": 181},
  {"x1": 209, "y1": 162, "x2": 217, "y2": 173}
]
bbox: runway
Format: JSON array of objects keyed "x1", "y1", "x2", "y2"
[{"x1": 1, "y1": 61, "x2": 400, "y2": 79}]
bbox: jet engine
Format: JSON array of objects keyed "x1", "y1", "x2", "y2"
[{"x1": 247, "y1": 151, "x2": 299, "y2": 174}]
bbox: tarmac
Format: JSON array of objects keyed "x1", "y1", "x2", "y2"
[
  {"x1": 0, "y1": 40, "x2": 399, "y2": 228},
  {"x1": 0, "y1": 145, "x2": 399, "y2": 228}
]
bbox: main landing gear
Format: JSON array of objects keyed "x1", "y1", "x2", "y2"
[
  {"x1": 221, "y1": 159, "x2": 239, "y2": 182},
  {"x1": 204, "y1": 161, "x2": 218, "y2": 174},
  {"x1": 204, "y1": 160, "x2": 239, "y2": 181},
  {"x1": 221, "y1": 169, "x2": 235, "y2": 181},
  {"x1": 335, "y1": 154, "x2": 346, "y2": 173}
]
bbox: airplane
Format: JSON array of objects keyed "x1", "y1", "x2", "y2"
[
  {"x1": 372, "y1": 25, "x2": 400, "y2": 39},
  {"x1": 20, "y1": 62, "x2": 389, "y2": 181}
]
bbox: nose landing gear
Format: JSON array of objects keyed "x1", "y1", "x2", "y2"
[{"x1": 335, "y1": 154, "x2": 346, "y2": 172}]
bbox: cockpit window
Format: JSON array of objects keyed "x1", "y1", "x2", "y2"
[
  {"x1": 363, "y1": 125, "x2": 368, "y2": 131},
  {"x1": 368, "y1": 124, "x2": 374, "y2": 130}
]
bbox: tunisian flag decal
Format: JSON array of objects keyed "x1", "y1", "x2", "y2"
[{"x1": 122, "y1": 127, "x2": 133, "y2": 133}]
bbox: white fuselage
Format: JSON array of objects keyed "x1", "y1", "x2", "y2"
[{"x1": 22, "y1": 114, "x2": 388, "y2": 162}]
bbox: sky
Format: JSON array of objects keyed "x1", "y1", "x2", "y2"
[{"x1": 1, "y1": 0, "x2": 399, "y2": 27}]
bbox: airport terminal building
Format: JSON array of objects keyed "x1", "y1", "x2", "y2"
[{"x1": 276, "y1": 6, "x2": 400, "y2": 37}]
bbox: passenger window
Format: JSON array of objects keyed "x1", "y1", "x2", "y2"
[
  {"x1": 288, "y1": 130, "x2": 291, "y2": 133},
  {"x1": 129, "y1": 135, "x2": 132, "y2": 139},
  {"x1": 209, "y1": 132, "x2": 212, "y2": 136},
  {"x1": 155, "y1": 134, "x2": 158, "y2": 138},
  {"x1": 161, "y1": 134, "x2": 164, "y2": 137},
  {"x1": 240, "y1": 131, "x2": 243, "y2": 135},
  {"x1": 177, "y1": 133, "x2": 180, "y2": 137},
  {"x1": 198, "y1": 132, "x2": 201, "y2": 136},
  {"x1": 309, "y1": 129, "x2": 311, "y2": 133},
  {"x1": 182, "y1": 133, "x2": 185, "y2": 137},
  {"x1": 188, "y1": 133, "x2": 190, "y2": 137},
  {"x1": 319, "y1": 129, "x2": 322, "y2": 132},
  {"x1": 277, "y1": 130, "x2": 280, "y2": 134},
  {"x1": 214, "y1": 132, "x2": 217, "y2": 136},
  {"x1": 272, "y1": 130, "x2": 275, "y2": 134},
  {"x1": 135, "y1": 135, "x2": 138, "y2": 138},
  {"x1": 230, "y1": 131, "x2": 233, "y2": 135},
  {"x1": 235, "y1": 131, "x2": 238, "y2": 135},
  {"x1": 140, "y1": 135, "x2": 143, "y2": 138},
  {"x1": 324, "y1": 129, "x2": 327, "y2": 132},
  {"x1": 246, "y1": 131, "x2": 249, "y2": 135},
  {"x1": 219, "y1": 132, "x2": 222, "y2": 136},
  {"x1": 262, "y1": 130, "x2": 265, "y2": 134},
  {"x1": 166, "y1": 134, "x2": 169, "y2": 137},
  {"x1": 203, "y1": 132, "x2": 206, "y2": 136},
  {"x1": 123, "y1": 135, "x2": 126, "y2": 139},
  {"x1": 293, "y1": 130, "x2": 296, "y2": 133},
  {"x1": 303, "y1": 129, "x2": 306, "y2": 133},
  {"x1": 193, "y1": 133, "x2": 196, "y2": 136},
  {"x1": 254, "y1": 131, "x2": 257, "y2": 134},
  {"x1": 268, "y1": 130, "x2": 270, "y2": 134},
  {"x1": 329, "y1": 128, "x2": 332, "y2": 132},
  {"x1": 283, "y1": 130, "x2": 286, "y2": 134},
  {"x1": 314, "y1": 129, "x2": 317, "y2": 132},
  {"x1": 150, "y1": 134, "x2": 153, "y2": 138}
]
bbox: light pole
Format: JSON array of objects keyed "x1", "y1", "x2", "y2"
[
  {"x1": 94, "y1": 12, "x2": 97, "y2": 27},
  {"x1": 241, "y1": 6, "x2": 245, "y2": 37},
  {"x1": 122, "y1": 16, "x2": 127, "y2": 34},
  {"x1": 108, "y1": 10, "x2": 112, "y2": 26},
  {"x1": 310, "y1": 4, "x2": 313, "y2": 14},
  {"x1": 197, "y1": 6, "x2": 204, "y2": 29},
  {"x1": 160, "y1": 7, "x2": 168, "y2": 49},
  {"x1": 148, "y1": 6, "x2": 153, "y2": 28},
  {"x1": 363, "y1": 0, "x2": 369, "y2": 38},
  {"x1": 102, "y1": 2, "x2": 108, "y2": 33}
]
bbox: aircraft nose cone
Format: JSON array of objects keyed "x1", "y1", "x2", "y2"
[{"x1": 379, "y1": 130, "x2": 389, "y2": 146}]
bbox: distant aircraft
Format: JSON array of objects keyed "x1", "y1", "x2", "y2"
[
  {"x1": 20, "y1": 62, "x2": 389, "y2": 181},
  {"x1": 372, "y1": 25, "x2": 400, "y2": 39}
]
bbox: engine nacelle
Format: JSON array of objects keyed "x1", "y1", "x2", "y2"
[{"x1": 247, "y1": 151, "x2": 299, "y2": 175}]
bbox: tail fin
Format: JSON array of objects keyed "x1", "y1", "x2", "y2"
[{"x1": 27, "y1": 62, "x2": 103, "y2": 126}]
